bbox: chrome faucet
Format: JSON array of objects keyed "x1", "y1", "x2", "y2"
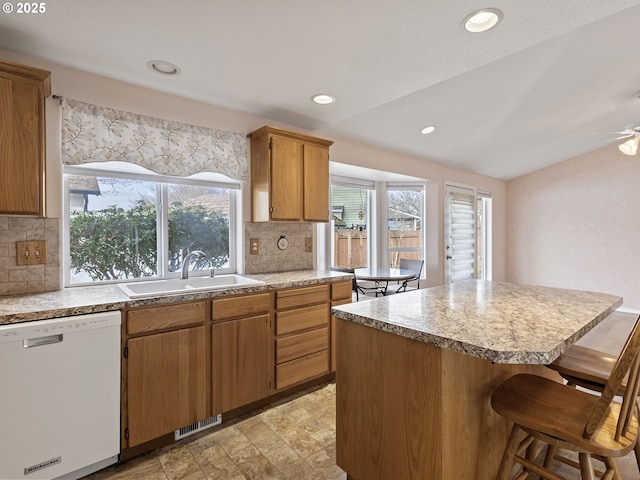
[{"x1": 181, "y1": 249, "x2": 207, "y2": 279}]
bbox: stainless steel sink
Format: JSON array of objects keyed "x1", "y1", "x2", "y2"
[{"x1": 118, "y1": 274, "x2": 264, "y2": 298}]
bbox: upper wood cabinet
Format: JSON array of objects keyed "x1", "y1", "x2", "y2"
[
  {"x1": 249, "y1": 126, "x2": 333, "y2": 222},
  {"x1": 0, "y1": 60, "x2": 51, "y2": 216}
]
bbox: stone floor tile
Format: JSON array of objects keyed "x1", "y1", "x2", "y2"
[
  {"x1": 84, "y1": 452, "x2": 167, "y2": 480},
  {"x1": 236, "y1": 417, "x2": 289, "y2": 455},
  {"x1": 262, "y1": 444, "x2": 318, "y2": 479},
  {"x1": 229, "y1": 444, "x2": 285, "y2": 479},
  {"x1": 262, "y1": 415, "x2": 324, "y2": 458},
  {"x1": 187, "y1": 441, "x2": 244, "y2": 480},
  {"x1": 211, "y1": 425, "x2": 254, "y2": 458},
  {"x1": 309, "y1": 426, "x2": 337, "y2": 447},
  {"x1": 157, "y1": 444, "x2": 204, "y2": 480}
]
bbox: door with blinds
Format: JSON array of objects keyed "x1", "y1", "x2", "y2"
[{"x1": 444, "y1": 183, "x2": 477, "y2": 284}]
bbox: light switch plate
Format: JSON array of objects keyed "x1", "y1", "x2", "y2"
[
  {"x1": 305, "y1": 237, "x2": 312, "y2": 252},
  {"x1": 16, "y1": 240, "x2": 48, "y2": 266},
  {"x1": 250, "y1": 238, "x2": 260, "y2": 255}
]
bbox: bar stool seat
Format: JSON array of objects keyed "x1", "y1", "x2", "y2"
[
  {"x1": 546, "y1": 319, "x2": 640, "y2": 475},
  {"x1": 491, "y1": 315, "x2": 640, "y2": 479},
  {"x1": 548, "y1": 345, "x2": 623, "y2": 391}
]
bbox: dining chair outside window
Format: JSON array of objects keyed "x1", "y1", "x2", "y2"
[
  {"x1": 395, "y1": 258, "x2": 424, "y2": 293},
  {"x1": 491, "y1": 314, "x2": 640, "y2": 479}
]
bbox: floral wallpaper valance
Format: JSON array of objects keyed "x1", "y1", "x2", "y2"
[{"x1": 61, "y1": 98, "x2": 249, "y2": 182}]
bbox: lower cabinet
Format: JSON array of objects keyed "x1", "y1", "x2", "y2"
[
  {"x1": 125, "y1": 301, "x2": 208, "y2": 447},
  {"x1": 275, "y1": 285, "x2": 330, "y2": 390},
  {"x1": 122, "y1": 280, "x2": 348, "y2": 453},
  {"x1": 212, "y1": 293, "x2": 272, "y2": 413},
  {"x1": 212, "y1": 314, "x2": 271, "y2": 413}
]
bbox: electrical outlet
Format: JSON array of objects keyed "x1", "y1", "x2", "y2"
[
  {"x1": 305, "y1": 237, "x2": 312, "y2": 252},
  {"x1": 16, "y1": 240, "x2": 48, "y2": 266},
  {"x1": 250, "y1": 238, "x2": 260, "y2": 255}
]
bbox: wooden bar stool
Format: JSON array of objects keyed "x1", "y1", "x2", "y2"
[
  {"x1": 547, "y1": 315, "x2": 640, "y2": 472},
  {"x1": 491, "y1": 315, "x2": 640, "y2": 479}
]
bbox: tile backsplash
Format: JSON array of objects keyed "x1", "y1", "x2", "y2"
[
  {"x1": 244, "y1": 222, "x2": 313, "y2": 274},
  {"x1": 0, "y1": 218, "x2": 311, "y2": 295},
  {"x1": 0, "y1": 217, "x2": 60, "y2": 296}
]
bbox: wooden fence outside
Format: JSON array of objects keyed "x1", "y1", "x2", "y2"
[{"x1": 334, "y1": 229, "x2": 420, "y2": 268}]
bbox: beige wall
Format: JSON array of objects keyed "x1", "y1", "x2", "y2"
[
  {"x1": 0, "y1": 48, "x2": 507, "y2": 287},
  {"x1": 507, "y1": 142, "x2": 640, "y2": 312}
]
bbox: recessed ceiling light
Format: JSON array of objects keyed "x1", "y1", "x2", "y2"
[
  {"x1": 147, "y1": 60, "x2": 181, "y2": 75},
  {"x1": 463, "y1": 8, "x2": 503, "y2": 33},
  {"x1": 312, "y1": 94, "x2": 336, "y2": 105},
  {"x1": 421, "y1": 125, "x2": 436, "y2": 135}
]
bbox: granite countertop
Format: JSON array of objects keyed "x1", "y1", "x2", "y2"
[
  {"x1": 331, "y1": 280, "x2": 623, "y2": 364},
  {"x1": 0, "y1": 270, "x2": 352, "y2": 325}
]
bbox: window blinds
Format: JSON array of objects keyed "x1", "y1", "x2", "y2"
[{"x1": 445, "y1": 184, "x2": 477, "y2": 283}]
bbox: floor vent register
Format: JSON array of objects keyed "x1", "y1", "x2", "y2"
[{"x1": 175, "y1": 414, "x2": 222, "y2": 441}]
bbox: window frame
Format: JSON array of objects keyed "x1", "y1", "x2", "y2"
[
  {"x1": 326, "y1": 176, "x2": 426, "y2": 274},
  {"x1": 384, "y1": 182, "x2": 426, "y2": 270},
  {"x1": 328, "y1": 176, "x2": 375, "y2": 269},
  {"x1": 477, "y1": 191, "x2": 493, "y2": 280},
  {"x1": 63, "y1": 164, "x2": 239, "y2": 287}
]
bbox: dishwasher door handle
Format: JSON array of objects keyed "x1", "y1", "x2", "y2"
[{"x1": 24, "y1": 334, "x2": 63, "y2": 348}]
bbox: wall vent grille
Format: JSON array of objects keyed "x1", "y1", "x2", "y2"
[{"x1": 175, "y1": 414, "x2": 222, "y2": 441}]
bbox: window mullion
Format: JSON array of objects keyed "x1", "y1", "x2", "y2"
[{"x1": 158, "y1": 183, "x2": 169, "y2": 277}]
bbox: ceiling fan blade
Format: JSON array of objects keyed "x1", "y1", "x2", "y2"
[
  {"x1": 591, "y1": 132, "x2": 633, "y2": 139},
  {"x1": 593, "y1": 131, "x2": 631, "y2": 135},
  {"x1": 610, "y1": 133, "x2": 635, "y2": 140},
  {"x1": 589, "y1": 134, "x2": 634, "y2": 147}
]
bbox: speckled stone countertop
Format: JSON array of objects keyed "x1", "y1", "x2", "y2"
[
  {"x1": 332, "y1": 280, "x2": 623, "y2": 364},
  {"x1": 0, "y1": 270, "x2": 351, "y2": 325}
]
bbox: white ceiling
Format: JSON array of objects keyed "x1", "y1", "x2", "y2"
[{"x1": 2, "y1": 0, "x2": 640, "y2": 180}]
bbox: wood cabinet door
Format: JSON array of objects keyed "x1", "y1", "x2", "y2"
[
  {"x1": 331, "y1": 298, "x2": 352, "y2": 373},
  {"x1": 127, "y1": 326, "x2": 207, "y2": 447},
  {"x1": 0, "y1": 77, "x2": 44, "y2": 215},
  {"x1": 212, "y1": 314, "x2": 272, "y2": 413},
  {"x1": 270, "y1": 135, "x2": 303, "y2": 220},
  {"x1": 303, "y1": 143, "x2": 330, "y2": 221}
]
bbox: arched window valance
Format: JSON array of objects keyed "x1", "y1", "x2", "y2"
[{"x1": 61, "y1": 98, "x2": 249, "y2": 182}]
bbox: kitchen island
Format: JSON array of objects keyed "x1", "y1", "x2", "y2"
[{"x1": 331, "y1": 280, "x2": 623, "y2": 480}]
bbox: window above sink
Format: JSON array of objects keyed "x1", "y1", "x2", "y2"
[{"x1": 63, "y1": 163, "x2": 240, "y2": 287}]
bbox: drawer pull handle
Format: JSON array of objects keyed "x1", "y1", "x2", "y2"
[{"x1": 24, "y1": 334, "x2": 63, "y2": 348}]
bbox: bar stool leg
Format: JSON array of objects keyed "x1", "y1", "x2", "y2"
[
  {"x1": 543, "y1": 445, "x2": 557, "y2": 469},
  {"x1": 578, "y1": 452, "x2": 596, "y2": 480},
  {"x1": 496, "y1": 425, "x2": 521, "y2": 480}
]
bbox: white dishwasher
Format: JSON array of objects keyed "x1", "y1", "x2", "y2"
[{"x1": 0, "y1": 311, "x2": 121, "y2": 480}]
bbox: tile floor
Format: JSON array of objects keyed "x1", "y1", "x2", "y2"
[{"x1": 84, "y1": 383, "x2": 345, "y2": 480}]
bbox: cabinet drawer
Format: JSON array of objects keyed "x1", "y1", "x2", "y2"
[
  {"x1": 276, "y1": 304, "x2": 328, "y2": 336},
  {"x1": 212, "y1": 293, "x2": 270, "y2": 322},
  {"x1": 276, "y1": 327, "x2": 328, "y2": 364},
  {"x1": 331, "y1": 281, "x2": 352, "y2": 301},
  {"x1": 127, "y1": 301, "x2": 206, "y2": 335},
  {"x1": 276, "y1": 350, "x2": 329, "y2": 390},
  {"x1": 276, "y1": 285, "x2": 329, "y2": 310}
]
